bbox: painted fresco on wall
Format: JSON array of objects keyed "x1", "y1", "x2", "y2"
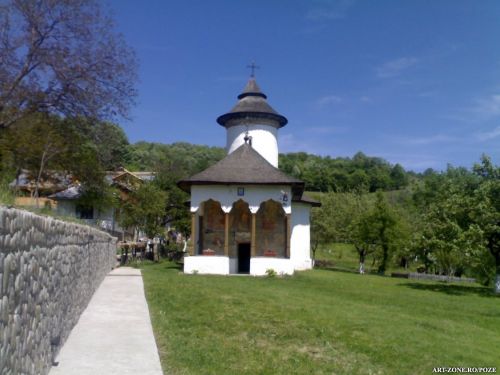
[
  {"x1": 229, "y1": 200, "x2": 251, "y2": 257},
  {"x1": 256, "y1": 200, "x2": 286, "y2": 257},
  {"x1": 201, "y1": 200, "x2": 225, "y2": 255}
]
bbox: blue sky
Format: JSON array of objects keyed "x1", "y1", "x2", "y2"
[{"x1": 109, "y1": 0, "x2": 500, "y2": 172}]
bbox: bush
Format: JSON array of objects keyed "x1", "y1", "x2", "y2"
[
  {"x1": 0, "y1": 176, "x2": 14, "y2": 206},
  {"x1": 265, "y1": 268, "x2": 277, "y2": 277}
]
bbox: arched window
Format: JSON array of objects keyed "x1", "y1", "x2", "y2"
[
  {"x1": 200, "y1": 200, "x2": 225, "y2": 255},
  {"x1": 255, "y1": 200, "x2": 286, "y2": 258}
]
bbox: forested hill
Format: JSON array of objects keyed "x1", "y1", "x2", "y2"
[
  {"x1": 0, "y1": 119, "x2": 411, "y2": 193},
  {"x1": 125, "y1": 141, "x2": 412, "y2": 192}
]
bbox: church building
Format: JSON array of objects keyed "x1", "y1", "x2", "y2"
[{"x1": 178, "y1": 74, "x2": 319, "y2": 275}]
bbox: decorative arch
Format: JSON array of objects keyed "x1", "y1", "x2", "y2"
[
  {"x1": 255, "y1": 199, "x2": 286, "y2": 258},
  {"x1": 229, "y1": 199, "x2": 252, "y2": 257},
  {"x1": 200, "y1": 199, "x2": 225, "y2": 255}
]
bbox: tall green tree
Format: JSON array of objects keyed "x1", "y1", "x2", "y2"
[
  {"x1": 0, "y1": 0, "x2": 137, "y2": 128},
  {"x1": 119, "y1": 182, "x2": 168, "y2": 239},
  {"x1": 471, "y1": 155, "x2": 500, "y2": 292},
  {"x1": 0, "y1": 113, "x2": 74, "y2": 206},
  {"x1": 357, "y1": 191, "x2": 402, "y2": 275}
]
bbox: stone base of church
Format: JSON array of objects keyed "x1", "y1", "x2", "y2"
[
  {"x1": 250, "y1": 257, "x2": 294, "y2": 276},
  {"x1": 184, "y1": 255, "x2": 309, "y2": 276},
  {"x1": 290, "y1": 258, "x2": 313, "y2": 271},
  {"x1": 184, "y1": 256, "x2": 230, "y2": 275}
]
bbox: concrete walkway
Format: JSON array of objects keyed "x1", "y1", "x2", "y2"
[{"x1": 50, "y1": 267, "x2": 163, "y2": 375}]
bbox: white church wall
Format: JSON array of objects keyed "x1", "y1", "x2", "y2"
[
  {"x1": 191, "y1": 210, "x2": 200, "y2": 254},
  {"x1": 191, "y1": 185, "x2": 292, "y2": 214},
  {"x1": 229, "y1": 258, "x2": 238, "y2": 274},
  {"x1": 290, "y1": 203, "x2": 313, "y2": 270},
  {"x1": 250, "y1": 258, "x2": 294, "y2": 276},
  {"x1": 184, "y1": 256, "x2": 230, "y2": 275},
  {"x1": 226, "y1": 124, "x2": 279, "y2": 167}
]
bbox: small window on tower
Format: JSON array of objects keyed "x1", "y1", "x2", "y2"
[{"x1": 237, "y1": 187, "x2": 245, "y2": 196}]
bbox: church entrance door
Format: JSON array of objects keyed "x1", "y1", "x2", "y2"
[{"x1": 238, "y1": 243, "x2": 251, "y2": 274}]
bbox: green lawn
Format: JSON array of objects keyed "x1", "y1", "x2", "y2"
[
  {"x1": 315, "y1": 242, "x2": 420, "y2": 274},
  {"x1": 140, "y1": 261, "x2": 500, "y2": 375}
]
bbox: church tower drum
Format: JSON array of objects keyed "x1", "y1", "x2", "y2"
[{"x1": 216, "y1": 77, "x2": 287, "y2": 168}]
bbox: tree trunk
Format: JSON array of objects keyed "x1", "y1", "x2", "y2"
[
  {"x1": 378, "y1": 245, "x2": 388, "y2": 275},
  {"x1": 311, "y1": 242, "x2": 318, "y2": 268},
  {"x1": 358, "y1": 249, "x2": 366, "y2": 274},
  {"x1": 34, "y1": 149, "x2": 48, "y2": 209},
  {"x1": 491, "y1": 240, "x2": 500, "y2": 294},
  {"x1": 359, "y1": 262, "x2": 365, "y2": 274}
]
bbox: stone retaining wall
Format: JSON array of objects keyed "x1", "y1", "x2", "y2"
[{"x1": 0, "y1": 207, "x2": 117, "y2": 375}]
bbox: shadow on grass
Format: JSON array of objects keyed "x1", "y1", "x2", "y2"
[
  {"x1": 315, "y1": 263, "x2": 384, "y2": 276},
  {"x1": 399, "y1": 282, "x2": 498, "y2": 298},
  {"x1": 157, "y1": 260, "x2": 183, "y2": 271},
  {"x1": 137, "y1": 259, "x2": 183, "y2": 272},
  {"x1": 315, "y1": 265, "x2": 359, "y2": 275}
]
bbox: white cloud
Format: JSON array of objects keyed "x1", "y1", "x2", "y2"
[
  {"x1": 310, "y1": 126, "x2": 348, "y2": 134},
  {"x1": 316, "y1": 95, "x2": 342, "y2": 107},
  {"x1": 376, "y1": 57, "x2": 419, "y2": 78},
  {"x1": 392, "y1": 134, "x2": 456, "y2": 146},
  {"x1": 279, "y1": 133, "x2": 320, "y2": 154},
  {"x1": 406, "y1": 134, "x2": 456, "y2": 145},
  {"x1": 476, "y1": 126, "x2": 500, "y2": 141},
  {"x1": 375, "y1": 152, "x2": 442, "y2": 171},
  {"x1": 306, "y1": 0, "x2": 355, "y2": 21},
  {"x1": 472, "y1": 94, "x2": 500, "y2": 118},
  {"x1": 444, "y1": 94, "x2": 500, "y2": 123},
  {"x1": 360, "y1": 96, "x2": 372, "y2": 103}
]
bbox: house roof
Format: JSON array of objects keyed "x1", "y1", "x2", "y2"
[
  {"x1": 178, "y1": 143, "x2": 303, "y2": 192},
  {"x1": 49, "y1": 185, "x2": 83, "y2": 200},
  {"x1": 216, "y1": 78, "x2": 288, "y2": 128},
  {"x1": 9, "y1": 170, "x2": 73, "y2": 192},
  {"x1": 49, "y1": 169, "x2": 154, "y2": 200},
  {"x1": 293, "y1": 194, "x2": 321, "y2": 207}
]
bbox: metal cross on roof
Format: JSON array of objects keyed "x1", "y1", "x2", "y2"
[{"x1": 246, "y1": 61, "x2": 260, "y2": 77}]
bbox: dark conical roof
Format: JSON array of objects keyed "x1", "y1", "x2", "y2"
[
  {"x1": 238, "y1": 79, "x2": 267, "y2": 99},
  {"x1": 217, "y1": 78, "x2": 288, "y2": 128},
  {"x1": 178, "y1": 143, "x2": 302, "y2": 191}
]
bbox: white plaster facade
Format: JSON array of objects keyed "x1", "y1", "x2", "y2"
[
  {"x1": 290, "y1": 203, "x2": 313, "y2": 270},
  {"x1": 183, "y1": 77, "x2": 316, "y2": 276},
  {"x1": 184, "y1": 185, "x2": 313, "y2": 276},
  {"x1": 184, "y1": 256, "x2": 231, "y2": 275},
  {"x1": 190, "y1": 185, "x2": 292, "y2": 214},
  {"x1": 226, "y1": 124, "x2": 279, "y2": 167}
]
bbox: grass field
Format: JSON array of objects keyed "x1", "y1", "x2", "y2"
[
  {"x1": 140, "y1": 261, "x2": 500, "y2": 375},
  {"x1": 314, "y1": 242, "x2": 421, "y2": 274}
]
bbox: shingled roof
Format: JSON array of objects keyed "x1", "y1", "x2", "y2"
[
  {"x1": 178, "y1": 143, "x2": 303, "y2": 192},
  {"x1": 216, "y1": 78, "x2": 288, "y2": 128}
]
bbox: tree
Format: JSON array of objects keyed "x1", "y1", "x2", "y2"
[
  {"x1": 0, "y1": 113, "x2": 73, "y2": 206},
  {"x1": 152, "y1": 161, "x2": 191, "y2": 237},
  {"x1": 390, "y1": 163, "x2": 408, "y2": 189},
  {"x1": 310, "y1": 192, "x2": 354, "y2": 263},
  {"x1": 119, "y1": 182, "x2": 168, "y2": 239},
  {"x1": 0, "y1": 0, "x2": 137, "y2": 128},
  {"x1": 0, "y1": 113, "x2": 114, "y2": 209},
  {"x1": 76, "y1": 119, "x2": 129, "y2": 170},
  {"x1": 349, "y1": 200, "x2": 377, "y2": 274},
  {"x1": 355, "y1": 191, "x2": 401, "y2": 275},
  {"x1": 412, "y1": 156, "x2": 499, "y2": 291},
  {"x1": 471, "y1": 156, "x2": 500, "y2": 292}
]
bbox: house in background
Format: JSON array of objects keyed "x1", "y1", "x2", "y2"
[
  {"x1": 179, "y1": 76, "x2": 320, "y2": 276},
  {"x1": 49, "y1": 168, "x2": 154, "y2": 238},
  {"x1": 9, "y1": 169, "x2": 73, "y2": 208}
]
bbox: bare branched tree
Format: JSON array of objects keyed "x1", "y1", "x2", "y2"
[{"x1": 0, "y1": 0, "x2": 138, "y2": 128}]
